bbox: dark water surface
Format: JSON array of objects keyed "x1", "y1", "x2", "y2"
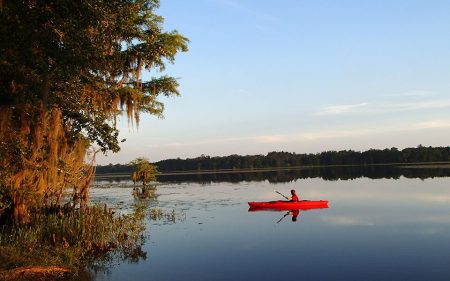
[{"x1": 90, "y1": 172, "x2": 450, "y2": 281}]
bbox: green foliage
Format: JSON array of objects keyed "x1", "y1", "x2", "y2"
[
  {"x1": 95, "y1": 146, "x2": 450, "y2": 176},
  {"x1": 130, "y1": 158, "x2": 159, "y2": 187},
  {"x1": 0, "y1": 205, "x2": 146, "y2": 272},
  {"x1": 153, "y1": 146, "x2": 450, "y2": 171},
  {"x1": 148, "y1": 208, "x2": 186, "y2": 224},
  {"x1": 0, "y1": 0, "x2": 188, "y2": 223},
  {"x1": 154, "y1": 166, "x2": 450, "y2": 184},
  {"x1": 1, "y1": 0, "x2": 188, "y2": 152}
]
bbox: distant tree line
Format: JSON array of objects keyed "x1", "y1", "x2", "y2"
[
  {"x1": 96, "y1": 146, "x2": 450, "y2": 174},
  {"x1": 96, "y1": 165, "x2": 450, "y2": 184},
  {"x1": 155, "y1": 166, "x2": 450, "y2": 183},
  {"x1": 97, "y1": 164, "x2": 135, "y2": 174}
]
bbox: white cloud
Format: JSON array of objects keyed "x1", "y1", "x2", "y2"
[
  {"x1": 314, "y1": 98, "x2": 450, "y2": 116},
  {"x1": 298, "y1": 119, "x2": 450, "y2": 141},
  {"x1": 146, "y1": 142, "x2": 186, "y2": 149},
  {"x1": 251, "y1": 135, "x2": 285, "y2": 143},
  {"x1": 236, "y1": 89, "x2": 250, "y2": 94},
  {"x1": 314, "y1": 103, "x2": 369, "y2": 116},
  {"x1": 413, "y1": 120, "x2": 450, "y2": 129},
  {"x1": 144, "y1": 135, "x2": 286, "y2": 149},
  {"x1": 299, "y1": 129, "x2": 371, "y2": 141},
  {"x1": 144, "y1": 119, "x2": 449, "y2": 150},
  {"x1": 384, "y1": 99, "x2": 450, "y2": 112},
  {"x1": 382, "y1": 90, "x2": 434, "y2": 98}
]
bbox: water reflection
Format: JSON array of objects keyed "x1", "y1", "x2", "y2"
[
  {"x1": 89, "y1": 171, "x2": 450, "y2": 281},
  {"x1": 75, "y1": 203, "x2": 148, "y2": 281},
  {"x1": 276, "y1": 210, "x2": 299, "y2": 223},
  {"x1": 248, "y1": 202, "x2": 329, "y2": 223},
  {"x1": 96, "y1": 166, "x2": 450, "y2": 184},
  {"x1": 84, "y1": 183, "x2": 188, "y2": 281},
  {"x1": 132, "y1": 185, "x2": 157, "y2": 199}
]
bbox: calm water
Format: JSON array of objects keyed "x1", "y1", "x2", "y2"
[{"x1": 90, "y1": 172, "x2": 450, "y2": 281}]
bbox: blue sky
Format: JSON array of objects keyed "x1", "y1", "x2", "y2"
[{"x1": 97, "y1": 0, "x2": 450, "y2": 164}]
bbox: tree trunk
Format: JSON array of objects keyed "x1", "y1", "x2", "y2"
[{"x1": 12, "y1": 200, "x2": 30, "y2": 225}]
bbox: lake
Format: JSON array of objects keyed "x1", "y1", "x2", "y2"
[{"x1": 89, "y1": 167, "x2": 450, "y2": 281}]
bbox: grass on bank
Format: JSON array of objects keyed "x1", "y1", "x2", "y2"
[{"x1": 0, "y1": 204, "x2": 146, "y2": 280}]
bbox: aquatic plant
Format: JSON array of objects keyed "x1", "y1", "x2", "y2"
[
  {"x1": 148, "y1": 208, "x2": 186, "y2": 224},
  {"x1": 0, "y1": 204, "x2": 146, "y2": 278}
]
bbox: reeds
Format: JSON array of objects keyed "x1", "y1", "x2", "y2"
[
  {"x1": 0, "y1": 204, "x2": 145, "y2": 273},
  {"x1": 148, "y1": 208, "x2": 185, "y2": 223}
]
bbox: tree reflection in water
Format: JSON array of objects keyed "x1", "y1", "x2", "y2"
[
  {"x1": 81, "y1": 195, "x2": 185, "y2": 280},
  {"x1": 155, "y1": 166, "x2": 450, "y2": 183}
]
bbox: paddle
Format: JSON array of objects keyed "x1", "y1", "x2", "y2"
[
  {"x1": 276, "y1": 211, "x2": 290, "y2": 224},
  {"x1": 274, "y1": 190, "x2": 289, "y2": 200}
]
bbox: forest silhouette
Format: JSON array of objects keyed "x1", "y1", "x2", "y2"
[{"x1": 97, "y1": 145, "x2": 450, "y2": 175}]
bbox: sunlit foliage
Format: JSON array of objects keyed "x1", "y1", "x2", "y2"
[
  {"x1": 0, "y1": 204, "x2": 147, "y2": 278},
  {"x1": 130, "y1": 158, "x2": 158, "y2": 187},
  {"x1": 0, "y1": 0, "x2": 188, "y2": 223}
]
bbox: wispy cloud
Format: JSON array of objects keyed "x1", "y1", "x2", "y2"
[
  {"x1": 236, "y1": 88, "x2": 250, "y2": 95},
  {"x1": 413, "y1": 120, "x2": 450, "y2": 129},
  {"x1": 299, "y1": 119, "x2": 450, "y2": 141},
  {"x1": 382, "y1": 90, "x2": 434, "y2": 98},
  {"x1": 145, "y1": 135, "x2": 286, "y2": 149},
  {"x1": 146, "y1": 118, "x2": 450, "y2": 149},
  {"x1": 384, "y1": 99, "x2": 450, "y2": 112},
  {"x1": 251, "y1": 135, "x2": 284, "y2": 143},
  {"x1": 314, "y1": 103, "x2": 369, "y2": 116},
  {"x1": 219, "y1": 135, "x2": 287, "y2": 144},
  {"x1": 299, "y1": 129, "x2": 373, "y2": 141},
  {"x1": 314, "y1": 98, "x2": 450, "y2": 116},
  {"x1": 146, "y1": 142, "x2": 186, "y2": 149}
]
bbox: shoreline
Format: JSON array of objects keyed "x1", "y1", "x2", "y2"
[
  {"x1": 94, "y1": 161, "x2": 450, "y2": 178},
  {"x1": 0, "y1": 266, "x2": 72, "y2": 281}
]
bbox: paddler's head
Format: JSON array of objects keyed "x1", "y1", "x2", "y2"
[{"x1": 291, "y1": 189, "x2": 296, "y2": 195}]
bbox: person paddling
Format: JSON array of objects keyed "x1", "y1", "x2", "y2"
[
  {"x1": 288, "y1": 189, "x2": 299, "y2": 202},
  {"x1": 289, "y1": 209, "x2": 300, "y2": 221}
]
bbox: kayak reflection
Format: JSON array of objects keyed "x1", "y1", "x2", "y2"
[
  {"x1": 248, "y1": 200, "x2": 329, "y2": 223},
  {"x1": 289, "y1": 209, "x2": 300, "y2": 222},
  {"x1": 274, "y1": 209, "x2": 300, "y2": 223}
]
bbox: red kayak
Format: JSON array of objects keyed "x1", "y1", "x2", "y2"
[{"x1": 248, "y1": 200, "x2": 328, "y2": 211}]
